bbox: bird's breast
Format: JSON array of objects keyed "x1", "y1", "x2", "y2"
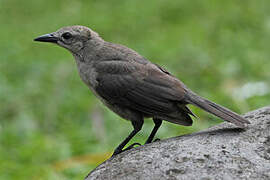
[
  {"x1": 75, "y1": 61, "x2": 98, "y2": 87},
  {"x1": 75, "y1": 60, "x2": 111, "y2": 105}
]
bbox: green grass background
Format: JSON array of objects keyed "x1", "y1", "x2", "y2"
[{"x1": 1, "y1": 0, "x2": 270, "y2": 179}]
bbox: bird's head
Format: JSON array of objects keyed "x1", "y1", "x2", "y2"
[{"x1": 34, "y1": 25, "x2": 103, "y2": 54}]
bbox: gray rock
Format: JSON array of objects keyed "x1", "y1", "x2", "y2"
[{"x1": 86, "y1": 107, "x2": 270, "y2": 180}]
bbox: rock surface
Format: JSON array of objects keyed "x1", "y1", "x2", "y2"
[{"x1": 86, "y1": 107, "x2": 270, "y2": 180}]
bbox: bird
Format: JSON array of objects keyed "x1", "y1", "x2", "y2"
[{"x1": 34, "y1": 25, "x2": 250, "y2": 156}]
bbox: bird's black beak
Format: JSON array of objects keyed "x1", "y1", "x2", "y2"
[{"x1": 34, "y1": 33, "x2": 58, "y2": 43}]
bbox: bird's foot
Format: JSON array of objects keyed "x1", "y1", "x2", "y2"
[
  {"x1": 145, "y1": 138, "x2": 161, "y2": 144},
  {"x1": 112, "y1": 143, "x2": 141, "y2": 157}
]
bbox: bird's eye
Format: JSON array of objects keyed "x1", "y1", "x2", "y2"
[{"x1": 62, "y1": 32, "x2": 72, "y2": 40}]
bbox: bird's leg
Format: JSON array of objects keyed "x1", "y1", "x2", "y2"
[
  {"x1": 112, "y1": 120, "x2": 143, "y2": 156},
  {"x1": 145, "y1": 118, "x2": 162, "y2": 144}
]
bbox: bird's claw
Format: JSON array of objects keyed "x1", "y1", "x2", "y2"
[
  {"x1": 112, "y1": 143, "x2": 142, "y2": 157},
  {"x1": 124, "y1": 142, "x2": 141, "y2": 151}
]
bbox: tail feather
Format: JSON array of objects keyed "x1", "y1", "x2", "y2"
[{"x1": 185, "y1": 90, "x2": 250, "y2": 127}]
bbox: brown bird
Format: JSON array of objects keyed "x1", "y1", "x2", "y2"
[{"x1": 34, "y1": 26, "x2": 250, "y2": 156}]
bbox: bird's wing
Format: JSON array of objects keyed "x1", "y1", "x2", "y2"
[{"x1": 94, "y1": 60, "x2": 187, "y2": 115}]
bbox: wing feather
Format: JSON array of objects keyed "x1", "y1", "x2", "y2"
[{"x1": 95, "y1": 61, "x2": 187, "y2": 117}]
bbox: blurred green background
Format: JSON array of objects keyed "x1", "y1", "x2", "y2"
[{"x1": 1, "y1": 0, "x2": 270, "y2": 179}]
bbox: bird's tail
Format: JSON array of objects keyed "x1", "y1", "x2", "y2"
[{"x1": 185, "y1": 90, "x2": 250, "y2": 127}]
